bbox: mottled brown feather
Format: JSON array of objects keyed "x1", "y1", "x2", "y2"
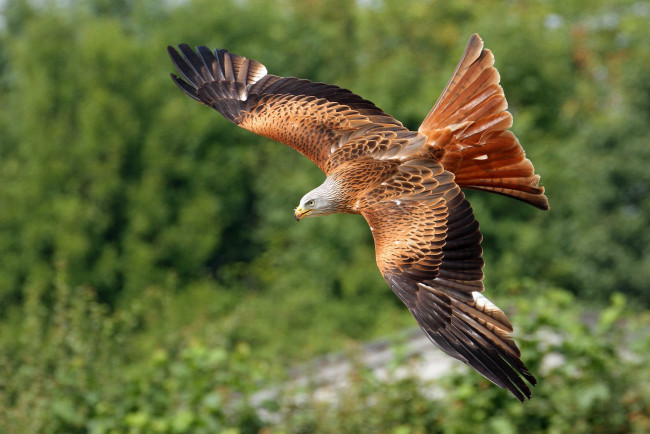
[{"x1": 419, "y1": 34, "x2": 549, "y2": 210}]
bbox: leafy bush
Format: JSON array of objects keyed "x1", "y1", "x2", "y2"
[
  {"x1": 0, "y1": 272, "x2": 266, "y2": 433},
  {"x1": 268, "y1": 289, "x2": 650, "y2": 433},
  {"x1": 2, "y1": 275, "x2": 648, "y2": 432}
]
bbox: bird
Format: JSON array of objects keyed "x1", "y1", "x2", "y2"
[{"x1": 168, "y1": 34, "x2": 549, "y2": 402}]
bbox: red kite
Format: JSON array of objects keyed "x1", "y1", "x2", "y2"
[{"x1": 168, "y1": 34, "x2": 548, "y2": 401}]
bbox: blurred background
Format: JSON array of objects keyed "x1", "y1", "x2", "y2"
[{"x1": 1, "y1": 0, "x2": 649, "y2": 432}]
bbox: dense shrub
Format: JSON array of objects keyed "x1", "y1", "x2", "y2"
[{"x1": 1, "y1": 278, "x2": 648, "y2": 432}]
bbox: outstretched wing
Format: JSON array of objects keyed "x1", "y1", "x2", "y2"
[
  {"x1": 419, "y1": 34, "x2": 548, "y2": 210},
  {"x1": 361, "y1": 160, "x2": 536, "y2": 401},
  {"x1": 168, "y1": 44, "x2": 405, "y2": 173}
]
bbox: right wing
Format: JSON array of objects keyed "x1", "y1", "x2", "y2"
[
  {"x1": 168, "y1": 44, "x2": 405, "y2": 174},
  {"x1": 361, "y1": 159, "x2": 536, "y2": 401},
  {"x1": 419, "y1": 34, "x2": 549, "y2": 210}
]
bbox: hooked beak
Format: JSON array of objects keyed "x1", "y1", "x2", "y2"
[{"x1": 294, "y1": 206, "x2": 313, "y2": 221}]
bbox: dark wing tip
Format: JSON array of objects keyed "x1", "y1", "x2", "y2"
[
  {"x1": 383, "y1": 268, "x2": 536, "y2": 402},
  {"x1": 168, "y1": 44, "x2": 201, "y2": 88},
  {"x1": 170, "y1": 73, "x2": 201, "y2": 102},
  {"x1": 168, "y1": 44, "x2": 263, "y2": 122},
  {"x1": 424, "y1": 291, "x2": 537, "y2": 402}
]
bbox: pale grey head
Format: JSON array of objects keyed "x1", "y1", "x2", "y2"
[{"x1": 294, "y1": 178, "x2": 344, "y2": 220}]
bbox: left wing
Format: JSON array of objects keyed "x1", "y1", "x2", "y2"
[
  {"x1": 168, "y1": 45, "x2": 405, "y2": 174},
  {"x1": 360, "y1": 159, "x2": 536, "y2": 401}
]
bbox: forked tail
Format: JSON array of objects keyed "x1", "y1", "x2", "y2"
[{"x1": 419, "y1": 34, "x2": 549, "y2": 210}]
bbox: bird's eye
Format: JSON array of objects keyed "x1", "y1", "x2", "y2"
[{"x1": 306, "y1": 200, "x2": 315, "y2": 207}]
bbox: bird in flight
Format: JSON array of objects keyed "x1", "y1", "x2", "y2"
[{"x1": 168, "y1": 34, "x2": 548, "y2": 401}]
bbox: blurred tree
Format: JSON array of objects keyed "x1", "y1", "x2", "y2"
[{"x1": 0, "y1": 0, "x2": 647, "y2": 345}]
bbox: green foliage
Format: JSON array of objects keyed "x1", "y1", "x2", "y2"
[
  {"x1": 0, "y1": 0, "x2": 649, "y2": 432},
  {"x1": 0, "y1": 271, "x2": 267, "y2": 433},
  {"x1": 2, "y1": 276, "x2": 648, "y2": 432}
]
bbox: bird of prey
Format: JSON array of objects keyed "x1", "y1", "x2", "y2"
[{"x1": 168, "y1": 34, "x2": 549, "y2": 401}]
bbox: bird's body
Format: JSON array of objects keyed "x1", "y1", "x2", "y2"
[{"x1": 168, "y1": 34, "x2": 548, "y2": 401}]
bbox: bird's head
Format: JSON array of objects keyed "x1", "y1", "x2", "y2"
[{"x1": 294, "y1": 180, "x2": 341, "y2": 221}]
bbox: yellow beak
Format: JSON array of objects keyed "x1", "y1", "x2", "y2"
[{"x1": 294, "y1": 206, "x2": 312, "y2": 221}]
